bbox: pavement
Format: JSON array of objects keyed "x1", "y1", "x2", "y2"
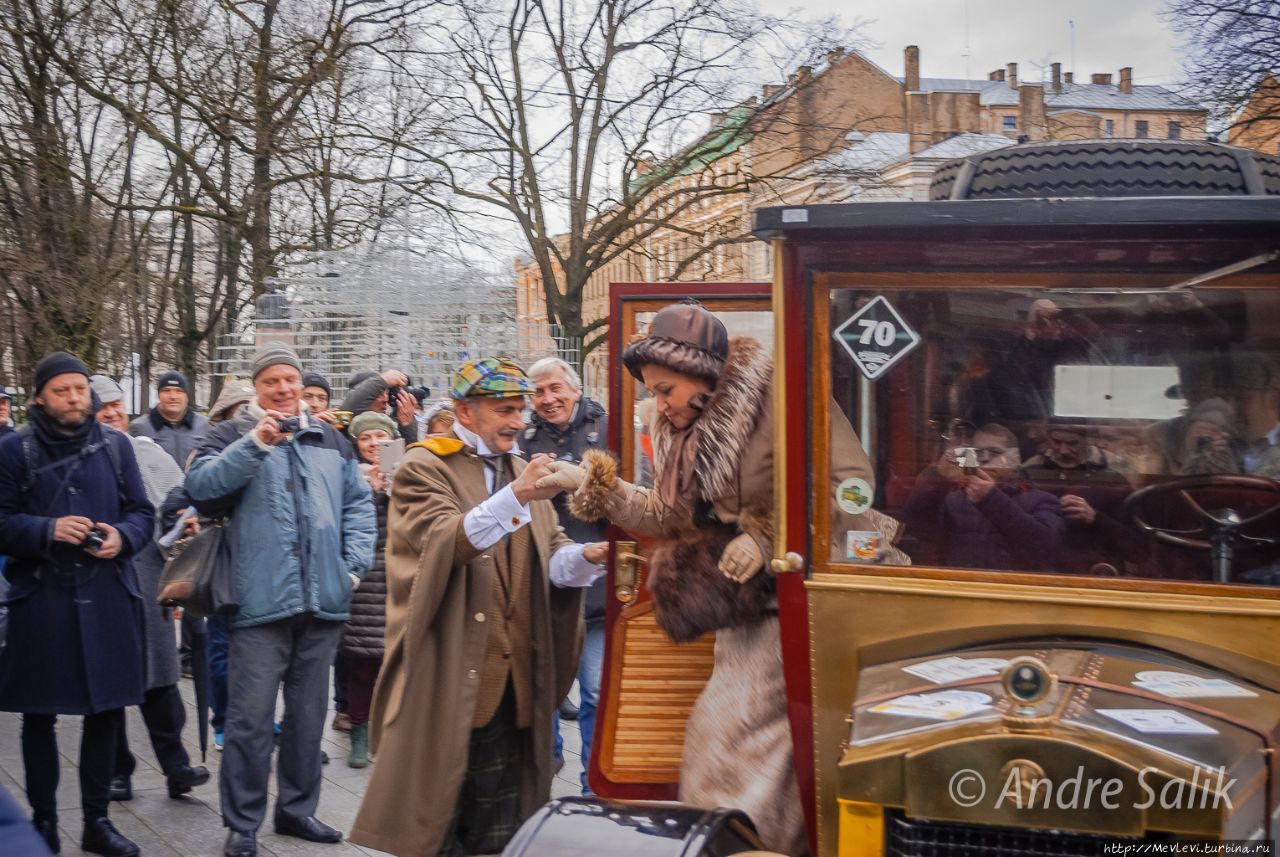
[{"x1": 0, "y1": 675, "x2": 587, "y2": 856}]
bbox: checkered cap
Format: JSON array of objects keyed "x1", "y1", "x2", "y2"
[{"x1": 450, "y1": 357, "x2": 535, "y2": 400}]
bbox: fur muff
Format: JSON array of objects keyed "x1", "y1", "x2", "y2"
[
  {"x1": 568, "y1": 448, "x2": 619, "y2": 522},
  {"x1": 648, "y1": 515, "x2": 775, "y2": 643}
]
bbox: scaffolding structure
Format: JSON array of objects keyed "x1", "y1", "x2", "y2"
[{"x1": 211, "y1": 248, "x2": 519, "y2": 402}]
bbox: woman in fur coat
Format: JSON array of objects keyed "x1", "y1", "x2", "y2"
[{"x1": 540, "y1": 300, "x2": 877, "y2": 856}]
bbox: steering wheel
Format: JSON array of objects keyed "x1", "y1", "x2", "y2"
[{"x1": 1124, "y1": 475, "x2": 1280, "y2": 583}]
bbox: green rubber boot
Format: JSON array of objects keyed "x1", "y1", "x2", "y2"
[{"x1": 348, "y1": 724, "x2": 369, "y2": 768}]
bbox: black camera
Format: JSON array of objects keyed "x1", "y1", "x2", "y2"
[
  {"x1": 276, "y1": 416, "x2": 302, "y2": 433},
  {"x1": 82, "y1": 525, "x2": 107, "y2": 552},
  {"x1": 386, "y1": 386, "x2": 403, "y2": 422}
]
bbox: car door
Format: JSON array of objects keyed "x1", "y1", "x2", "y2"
[{"x1": 588, "y1": 281, "x2": 774, "y2": 799}]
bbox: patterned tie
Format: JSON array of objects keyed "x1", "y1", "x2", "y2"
[{"x1": 480, "y1": 453, "x2": 508, "y2": 494}]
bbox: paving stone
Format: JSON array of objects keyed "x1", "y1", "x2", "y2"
[{"x1": 1, "y1": 673, "x2": 583, "y2": 856}]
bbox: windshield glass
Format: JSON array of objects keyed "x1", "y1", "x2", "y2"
[{"x1": 823, "y1": 284, "x2": 1280, "y2": 585}]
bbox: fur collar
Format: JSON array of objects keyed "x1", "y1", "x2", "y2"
[{"x1": 651, "y1": 336, "x2": 772, "y2": 502}]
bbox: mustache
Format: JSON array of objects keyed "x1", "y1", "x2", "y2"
[{"x1": 496, "y1": 428, "x2": 520, "y2": 438}]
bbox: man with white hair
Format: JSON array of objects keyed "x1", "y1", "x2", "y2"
[{"x1": 521, "y1": 356, "x2": 609, "y2": 790}]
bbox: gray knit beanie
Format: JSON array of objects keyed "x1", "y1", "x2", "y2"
[
  {"x1": 250, "y1": 342, "x2": 303, "y2": 379},
  {"x1": 348, "y1": 411, "x2": 398, "y2": 439}
]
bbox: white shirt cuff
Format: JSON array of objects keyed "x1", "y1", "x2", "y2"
[
  {"x1": 550, "y1": 543, "x2": 607, "y2": 588},
  {"x1": 462, "y1": 485, "x2": 532, "y2": 551}
]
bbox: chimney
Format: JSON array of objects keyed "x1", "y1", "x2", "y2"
[
  {"x1": 1051, "y1": 62, "x2": 1062, "y2": 93},
  {"x1": 1019, "y1": 85, "x2": 1047, "y2": 141},
  {"x1": 990, "y1": 69, "x2": 1006, "y2": 81},
  {"x1": 1091, "y1": 73, "x2": 1112, "y2": 85},
  {"x1": 904, "y1": 45, "x2": 921, "y2": 91},
  {"x1": 1064, "y1": 71, "x2": 1074, "y2": 84},
  {"x1": 826, "y1": 47, "x2": 845, "y2": 65},
  {"x1": 1119, "y1": 66, "x2": 1133, "y2": 94},
  {"x1": 788, "y1": 65, "x2": 813, "y2": 87},
  {"x1": 1006, "y1": 63, "x2": 1018, "y2": 89},
  {"x1": 906, "y1": 91, "x2": 930, "y2": 154},
  {"x1": 763, "y1": 83, "x2": 782, "y2": 100}
]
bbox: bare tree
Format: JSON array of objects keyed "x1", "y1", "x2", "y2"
[
  {"x1": 1167, "y1": 0, "x2": 1280, "y2": 137},
  {"x1": 390, "y1": 0, "x2": 859, "y2": 363}
]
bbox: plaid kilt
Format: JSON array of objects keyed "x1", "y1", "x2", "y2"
[{"x1": 440, "y1": 683, "x2": 526, "y2": 857}]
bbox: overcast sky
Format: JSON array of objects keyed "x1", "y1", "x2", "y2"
[{"x1": 775, "y1": 0, "x2": 1188, "y2": 87}]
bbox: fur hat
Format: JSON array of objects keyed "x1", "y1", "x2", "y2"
[{"x1": 622, "y1": 299, "x2": 728, "y2": 384}]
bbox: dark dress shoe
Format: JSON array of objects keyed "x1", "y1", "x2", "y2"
[
  {"x1": 224, "y1": 829, "x2": 257, "y2": 857},
  {"x1": 167, "y1": 764, "x2": 211, "y2": 798},
  {"x1": 34, "y1": 817, "x2": 60, "y2": 854},
  {"x1": 81, "y1": 817, "x2": 139, "y2": 857},
  {"x1": 558, "y1": 698, "x2": 579, "y2": 720},
  {"x1": 274, "y1": 813, "x2": 342, "y2": 843},
  {"x1": 108, "y1": 776, "x2": 132, "y2": 802}
]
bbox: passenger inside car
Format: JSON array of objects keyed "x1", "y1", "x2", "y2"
[{"x1": 898, "y1": 422, "x2": 1064, "y2": 572}]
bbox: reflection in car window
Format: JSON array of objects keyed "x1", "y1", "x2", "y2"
[{"x1": 827, "y1": 286, "x2": 1280, "y2": 584}]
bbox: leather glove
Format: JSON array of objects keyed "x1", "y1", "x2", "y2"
[
  {"x1": 718, "y1": 533, "x2": 765, "y2": 582},
  {"x1": 534, "y1": 459, "x2": 588, "y2": 492}
]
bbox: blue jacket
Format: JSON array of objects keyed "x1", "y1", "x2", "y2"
[{"x1": 185, "y1": 407, "x2": 376, "y2": 629}]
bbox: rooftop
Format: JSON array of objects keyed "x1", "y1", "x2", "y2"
[{"x1": 909, "y1": 77, "x2": 1202, "y2": 112}]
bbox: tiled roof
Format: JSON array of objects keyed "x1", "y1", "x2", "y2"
[{"x1": 912, "y1": 77, "x2": 1202, "y2": 112}]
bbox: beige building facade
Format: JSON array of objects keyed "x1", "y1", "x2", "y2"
[{"x1": 517, "y1": 47, "x2": 1210, "y2": 396}]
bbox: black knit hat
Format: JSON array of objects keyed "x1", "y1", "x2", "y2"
[
  {"x1": 156, "y1": 370, "x2": 189, "y2": 394},
  {"x1": 622, "y1": 299, "x2": 729, "y2": 384},
  {"x1": 33, "y1": 351, "x2": 90, "y2": 395},
  {"x1": 302, "y1": 372, "x2": 331, "y2": 397}
]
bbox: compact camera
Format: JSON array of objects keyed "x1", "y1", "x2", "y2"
[
  {"x1": 277, "y1": 416, "x2": 302, "y2": 433},
  {"x1": 82, "y1": 525, "x2": 107, "y2": 552}
]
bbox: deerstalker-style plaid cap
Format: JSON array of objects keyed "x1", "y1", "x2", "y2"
[{"x1": 450, "y1": 357, "x2": 535, "y2": 400}]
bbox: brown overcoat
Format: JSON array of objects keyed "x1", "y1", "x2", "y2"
[{"x1": 348, "y1": 436, "x2": 583, "y2": 857}]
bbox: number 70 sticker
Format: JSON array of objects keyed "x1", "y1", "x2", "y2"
[{"x1": 833, "y1": 296, "x2": 922, "y2": 380}]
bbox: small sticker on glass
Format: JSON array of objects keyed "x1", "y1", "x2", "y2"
[
  {"x1": 836, "y1": 477, "x2": 873, "y2": 515},
  {"x1": 846, "y1": 530, "x2": 880, "y2": 561}
]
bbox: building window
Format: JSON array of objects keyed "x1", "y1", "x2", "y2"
[
  {"x1": 1167, "y1": 121, "x2": 1182, "y2": 140},
  {"x1": 1002, "y1": 115, "x2": 1017, "y2": 132},
  {"x1": 1104, "y1": 119, "x2": 1114, "y2": 137},
  {"x1": 1135, "y1": 120, "x2": 1149, "y2": 138}
]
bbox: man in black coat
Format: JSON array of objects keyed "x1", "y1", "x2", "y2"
[
  {"x1": 0, "y1": 352, "x2": 155, "y2": 857},
  {"x1": 521, "y1": 356, "x2": 608, "y2": 791}
]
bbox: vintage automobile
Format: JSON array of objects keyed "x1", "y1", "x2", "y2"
[{"x1": 504, "y1": 140, "x2": 1280, "y2": 857}]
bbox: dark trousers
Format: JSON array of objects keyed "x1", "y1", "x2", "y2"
[
  {"x1": 440, "y1": 683, "x2": 525, "y2": 857},
  {"x1": 345, "y1": 656, "x2": 380, "y2": 727},
  {"x1": 219, "y1": 614, "x2": 341, "y2": 833},
  {"x1": 22, "y1": 709, "x2": 121, "y2": 822},
  {"x1": 206, "y1": 615, "x2": 230, "y2": 732},
  {"x1": 333, "y1": 649, "x2": 349, "y2": 714},
  {"x1": 114, "y1": 684, "x2": 191, "y2": 779}
]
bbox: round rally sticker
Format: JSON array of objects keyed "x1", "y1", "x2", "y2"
[{"x1": 836, "y1": 477, "x2": 873, "y2": 514}]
